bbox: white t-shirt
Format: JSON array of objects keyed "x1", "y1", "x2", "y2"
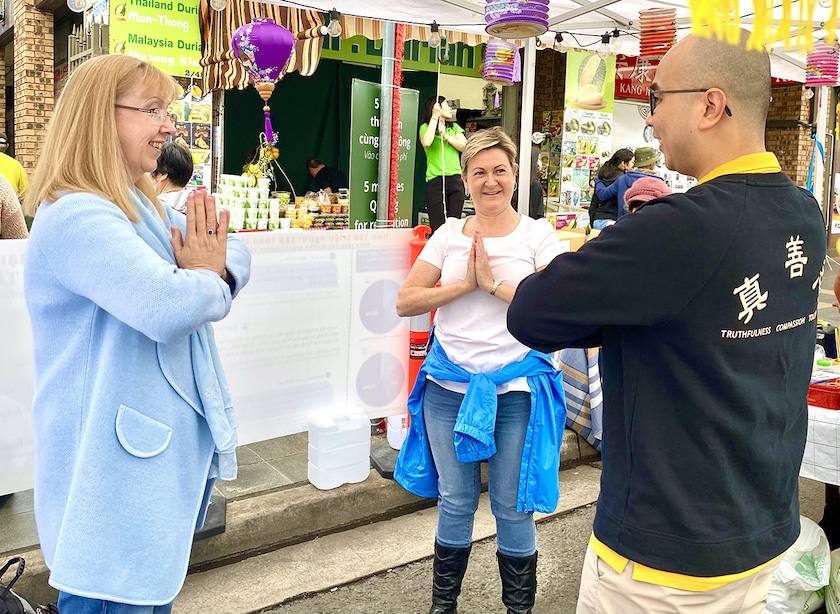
[{"x1": 417, "y1": 215, "x2": 563, "y2": 394}]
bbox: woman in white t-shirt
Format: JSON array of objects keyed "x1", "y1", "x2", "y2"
[{"x1": 396, "y1": 127, "x2": 564, "y2": 614}]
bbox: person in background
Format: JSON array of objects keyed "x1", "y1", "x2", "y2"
[
  {"x1": 151, "y1": 142, "x2": 194, "y2": 214},
  {"x1": 528, "y1": 142, "x2": 545, "y2": 219},
  {"x1": 23, "y1": 54, "x2": 251, "y2": 613},
  {"x1": 590, "y1": 148, "x2": 634, "y2": 229},
  {"x1": 0, "y1": 172, "x2": 28, "y2": 238},
  {"x1": 395, "y1": 126, "x2": 566, "y2": 614},
  {"x1": 0, "y1": 132, "x2": 28, "y2": 199},
  {"x1": 306, "y1": 158, "x2": 348, "y2": 194},
  {"x1": 622, "y1": 175, "x2": 673, "y2": 214},
  {"x1": 420, "y1": 96, "x2": 468, "y2": 231},
  {"x1": 632, "y1": 146, "x2": 662, "y2": 175},
  {"x1": 594, "y1": 148, "x2": 666, "y2": 221},
  {"x1": 509, "y1": 31, "x2": 825, "y2": 614}
]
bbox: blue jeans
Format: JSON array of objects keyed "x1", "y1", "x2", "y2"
[
  {"x1": 591, "y1": 219, "x2": 615, "y2": 230},
  {"x1": 423, "y1": 380, "x2": 536, "y2": 557},
  {"x1": 58, "y1": 592, "x2": 173, "y2": 614}
]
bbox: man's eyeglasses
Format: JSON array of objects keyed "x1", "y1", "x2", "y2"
[
  {"x1": 115, "y1": 104, "x2": 178, "y2": 125},
  {"x1": 648, "y1": 88, "x2": 732, "y2": 117}
]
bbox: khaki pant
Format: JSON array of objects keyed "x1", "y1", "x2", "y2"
[{"x1": 575, "y1": 544, "x2": 780, "y2": 614}]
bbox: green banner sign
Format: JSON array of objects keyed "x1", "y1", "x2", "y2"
[
  {"x1": 109, "y1": 0, "x2": 202, "y2": 78},
  {"x1": 323, "y1": 36, "x2": 484, "y2": 78},
  {"x1": 349, "y1": 79, "x2": 418, "y2": 229}
]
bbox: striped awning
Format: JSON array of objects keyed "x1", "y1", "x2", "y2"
[
  {"x1": 198, "y1": 0, "x2": 324, "y2": 94},
  {"x1": 339, "y1": 15, "x2": 489, "y2": 47}
]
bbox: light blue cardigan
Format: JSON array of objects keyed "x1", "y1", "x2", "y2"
[{"x1": 24, "y1": 190, "x2": 251, "y2": 605}]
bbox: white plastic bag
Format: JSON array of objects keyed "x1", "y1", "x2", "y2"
[
  {"x1": 824, "y1": 548, "x2": 840, "y2": 614},
  {"x1": 765, "y1": 516, "x2": 831, "y2": 614}
]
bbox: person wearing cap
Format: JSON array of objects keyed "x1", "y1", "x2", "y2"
[
  {"x1": 631, "y1": 146, "x2": 662, "y2": 174},
  {"x1": 0, "y1": 134, "x2": 29, "y2": 199},
  {"x1": 623, "y1": 175, "x2": 673, "y2": 213},
  {"x1": 509, "y1": 30, "x2": 824, "y2": 613},
  {"x1": 593, "y1": 147, "x2": 666, "y2": 220}
]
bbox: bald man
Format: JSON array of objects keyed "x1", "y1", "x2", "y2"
[{"x1": 508, "y1": 32, "x2": 826, "y2": 614}]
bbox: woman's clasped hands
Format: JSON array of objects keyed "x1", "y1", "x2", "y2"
[
  {"x1": 170, "y1": 190, "x2": 230, "y2": 279},
  {"x1": 463, "y1": 231, "x2": 497, "y2": 295}
]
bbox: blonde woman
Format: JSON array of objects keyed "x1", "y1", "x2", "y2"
[
  {"x1": 23, "y1": 55, "x2": 250, "y2": 613},
  {"x1": 0, "y1": 173, "x2": 27, "y2": 238},
  {"x1": 395, "y1": 127, "x2": 566, "y2": 614}
]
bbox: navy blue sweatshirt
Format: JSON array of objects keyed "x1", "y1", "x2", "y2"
[{"x1": 508, "y1": 171, "x2": 825, "y2": 576}]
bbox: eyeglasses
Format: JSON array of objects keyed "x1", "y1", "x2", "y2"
[
  {"x1": 648, "y1": 88, "x2": 732, "y2": 117},
  {"x1": 115, "y1": 104, "x2": 178, "y2": 125}
]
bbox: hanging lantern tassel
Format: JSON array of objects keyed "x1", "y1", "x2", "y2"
[
  {"x1": 255, "y1": 83, "x2": 275, "y2": 142},
  {"x1": 689, "y1": 0, "x2": 838, "y2": 51}
]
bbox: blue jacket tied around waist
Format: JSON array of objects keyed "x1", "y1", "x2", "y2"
[{"x1": 394, "y1": 337, "x2": 567, "y2": 513}]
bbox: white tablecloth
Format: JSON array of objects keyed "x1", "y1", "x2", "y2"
[{"x1": 801, "y1": 405, "x2": 840, "y2": 486}]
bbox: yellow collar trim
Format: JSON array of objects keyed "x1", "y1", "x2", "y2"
[
  {"x1": 589, "y1": 534, "x2": 784, "y2": 592},
  {"x1": 696, "y1": 152, "x2": 781, "y2": 185}
]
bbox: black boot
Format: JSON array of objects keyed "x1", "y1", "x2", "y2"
[
  {"x1": 497, "y1": 550, "x2": 538, "y2": 614},
  {"x1": 428, "y1": 541, "x2": 472, "y2": 614}
]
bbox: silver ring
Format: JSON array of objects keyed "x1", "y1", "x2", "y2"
[{"x1": 207, "y1": 229, "x2": 215, "y2": 236}]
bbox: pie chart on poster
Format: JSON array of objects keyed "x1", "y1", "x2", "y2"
[
  {"x1": 356, "y1": 353, "x2": 404, "y2": 407},
  {"x1": 359, "y1": 280, "x2": 402, "y2": 334}
]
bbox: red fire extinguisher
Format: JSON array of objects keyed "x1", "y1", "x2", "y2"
[{"x1": 408, "y1": 225, "x2": 433, "y2": 391}]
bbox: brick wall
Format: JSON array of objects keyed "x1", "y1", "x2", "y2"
[
  {"x1": 765, "y1": 85, "x2": 812, "y2": 187},
  {"x1": 533, "y1": 47, "x2": 566, "y2": 134},
  {"x1": 13, "y1": 0, "x2": 53, "y2": 174}
]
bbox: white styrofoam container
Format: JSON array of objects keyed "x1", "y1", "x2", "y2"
[
  {"x1": 307, "y1": 413, "x2": 371, "y2": 490},
  {"x1": 307, "y1": 460, "x2": 370, "y2": 490}
]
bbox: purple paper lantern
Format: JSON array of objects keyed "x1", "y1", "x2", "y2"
[
  {"x1": 232, "y1": 18, "x2": 296, "y2": 139},
  {"x1": 483, "y1": 39, "x2": 520, "y2": 86},
  {"x1": 485, "y1": 0, "x2": 548, "y2": 39},
  {"x1": 806, "y1": 40, "x2": 839, "y2": 86}
]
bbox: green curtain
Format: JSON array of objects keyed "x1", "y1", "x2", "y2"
[{"x1": 223, "y1": 58, "x2": 438, "y2": 222}]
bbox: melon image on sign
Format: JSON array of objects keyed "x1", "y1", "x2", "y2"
[{"x1": 571, "y1": 55, "x2": 608, "y2": 110}]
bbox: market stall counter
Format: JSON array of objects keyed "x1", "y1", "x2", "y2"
[{"x1": 215, "y1": 174, "x2": 350, "y2": 231}]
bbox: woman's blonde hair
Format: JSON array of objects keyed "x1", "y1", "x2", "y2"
[
  {"x1": 460, "y1": 126, "x2": 518, "y2": 177},
  {"x1": 25, "y1": 54, "x2": 179, "y2": 222}
]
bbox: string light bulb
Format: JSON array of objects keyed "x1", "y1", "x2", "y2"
[
  {"x1": 67, "y1": 0, "x2": 86, "y2": 12},
  {"x1": 804, "y1": 87, "x2": 815, "y2": 100},
  {"x1": 428, "y1": 21, "x2": 442, "y2": 49},
  {"x1": 597, "y1": 32, "x2": 611, "y2": 59},
  {"x1": 555, "y1": 32, "x2": 569, "y2": 53},
  {"x1": 209, "y1": 0, "x2": 226, "y2": 10},
  {"x1": 610, "y1": 28, "x2": 622, "y2": 51},
  {"x1": 327, "y1": 8, "x2": 342, "y2": 37}
]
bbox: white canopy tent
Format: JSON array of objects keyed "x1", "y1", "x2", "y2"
[
  {"x1": 265, "y1": 0, "x2": 835, "y2": 212},
  {"x1": 266, "y1": 0, "x2": 835, "y2": 81}
]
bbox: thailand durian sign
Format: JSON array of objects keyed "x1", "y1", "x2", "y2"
[
  {"x1": 559, "y1": 49, "x2": 616, "y2": 208},
  {"x1": 109, "y1": 0, "x2": 202, "y2": 78}
]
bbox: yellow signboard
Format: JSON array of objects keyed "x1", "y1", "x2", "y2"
[{"x1": 109, "y1": 0, "x2": 202, "y2": 78}]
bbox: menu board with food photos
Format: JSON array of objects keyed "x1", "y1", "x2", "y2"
[
  {"x1": 556, "y1": 49, "x2": 615, "y2": 208},
  {"x1": 166, "y1": 76, "x2": 213, "y2": 185}
]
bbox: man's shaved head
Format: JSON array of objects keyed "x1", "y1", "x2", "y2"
[{"x1": 669, "y1": 31, "x2": 771, "y2": 130}]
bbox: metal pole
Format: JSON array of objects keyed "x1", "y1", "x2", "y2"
[
  {"x1": 376, "y1": 21, "x2": 396, "y2": 228},
  {"x1": 517, "y1": 38, "x2": 537, "y2": 215},
  {"x1": 813, "y1": 86, "x2": 829, "y2": 215}
]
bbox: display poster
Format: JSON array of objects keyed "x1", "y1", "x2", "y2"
[
  {"x1": 833, "y1": 173, "x2": 840, "y2": 235},
  {"x1": 614, "y1": 54, "x2": 658, "y2": 101},
  {"x1": 167, "y1": 79, "x2": 212, "y2": 185},
  {"x1": 0, "y1": 230, "x2": 413, "y2": 495},
  {"x1": 559, "y1": 50, "x2": 616, "y2": 207},
  {"x1": 109, "y1": 0, "x2": 202, "y2": 78},
  {"x1": 349, "y1": 79, "x2": 418, "y2": 229}
]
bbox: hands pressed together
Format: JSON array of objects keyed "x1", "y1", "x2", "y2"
[
  {"x1": 170, "y1": 190, "x2": 230, "y2": 280},
  {"x1": 463, "y1": 231, "x2": 499, "y2": 296}
]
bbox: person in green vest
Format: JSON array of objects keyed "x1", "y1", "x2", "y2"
[{"x1": 420, "y1": 96, "x2": 467, "y2": 231}]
